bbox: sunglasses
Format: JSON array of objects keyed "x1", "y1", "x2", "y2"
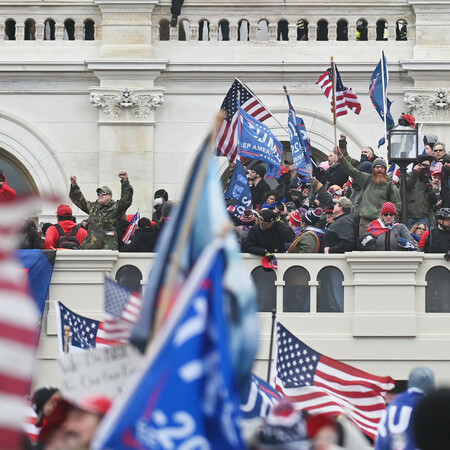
[
  {"x1": 383, "y1": 213, "x2": 395, "y2": 217},
  {"x1": 97, "y1": 192, "x2": 109, "y2": 196},
  {"x1": 433, "y1": 149, "x2": 445, "y2": 152}
]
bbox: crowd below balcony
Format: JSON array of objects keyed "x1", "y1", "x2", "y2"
[{"x1": 157, "y1": 17, "x2": 409, "y2": 42}]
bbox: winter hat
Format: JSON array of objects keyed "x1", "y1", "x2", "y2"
[
  {"x1": 32, "y1": 387, "x2": 59, "y2": 427},
  {"x1": 301, "y1": 207, "x2": 323, "y2": 225},
  {"x1": 381, "y1": 202, "x2": 397, "y2": 215},
  {"x1": 138, "y1": 217, "x2": 152, "y2": 228},
  {"x1": 424, "y1": 134, "x2": 438, "y2": 146},
  {"x1": 56, "y1": 204, "x2": 72, "y2": 217},
  {"x1": 289, "y1": 209, "x2": 302, "y2": 226},
  {"x1": 358, "y1": 161, "x2": 373, "y2": 174},
  {"x1": 372, "y1": 158, "x2": 387, "y2": 170},
  {"x1": 408, "y1": 366, "x2": 435, "y2": 394},
  {"x1": 260, "y1": 209, "x2": 276, "y2": 223},
  {"x1": 325, "y1": 207, "x2": 334, "y2": 215},
  {"x1": 418, "y1": 155, "x2": 434, "y2": 165},
  {"x1": 240, "y1": 209, "x2": 256, "y2": 225},
  {"x1": 252, "y1": 164, "x2": 267, "y2": 178},
  {"x1": 358, "y1": 233, "x2": 377, "y2": 251},
  {"x1": 154, "y1": 189, "x2": 168, "y2": 201}
]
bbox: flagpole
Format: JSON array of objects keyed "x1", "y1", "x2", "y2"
[
  {"x1": 330, "y1": 57, "x2": 338, "y2": 147},
  {"x1": 380, "y1": 50, "x2": 388, "y2": 158},
  {"x1": 237, "y1": 77, "x2": 290, "y2": 135},
  {"x1": 267, "y1": 309, "x2": 277, "y2": 382}
]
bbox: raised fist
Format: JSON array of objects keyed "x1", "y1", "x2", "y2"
[
  {"x1": 70, "y1": 176, "x2": 77, "y2": 185},
  {"x1": 118, "y1": 171, "x2": 128, "y2": 180}
]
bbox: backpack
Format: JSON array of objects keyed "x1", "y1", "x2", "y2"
[{"x1": 55, "y1": 223, "x2": 81, "y2": 249}]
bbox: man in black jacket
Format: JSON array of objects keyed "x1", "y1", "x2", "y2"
[
  {"x1": 244, "y1": 209, "x2": 295, "y2": 255},
  {"x1": 120, "y1": 217, "x2": 159, "y2": 252},
  {"x1": 322, "y1": 197, "x2": 356, "y2": 253}
]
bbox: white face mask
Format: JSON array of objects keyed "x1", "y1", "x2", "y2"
[{"x1": 154, "y1": 197, "x2": 163, "y2": 206}]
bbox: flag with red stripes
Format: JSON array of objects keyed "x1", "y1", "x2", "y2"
[
  {"x1": 103, "y1": 278, "x2": 142, "y2": 343},
  {"x1": 316, "y1": 67, "x2": 361, "y2": 117},
  {"x1": 56, "y1": 301, "x2": 123, "y2": 353},
  {"x1": 23, "y1": 403, "x2": 40, "y2": 444},
  {"x1": 275, "y1": 323, "x2": 394, "y2": 440},
  {"x1": 215, "y1": 78, "x2": 272, "y2": 163},
  {"x1": 122, "y1": 211, "x2": 140, "y2": 243},
  {"x1": 0, "y1": 198, "x2": 40, "y2": 448}
]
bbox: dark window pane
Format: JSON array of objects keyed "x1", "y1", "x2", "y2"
[
  {"x1": 283, "y1": 266, "x2": 310, "y2": 312},
  {"x1": 317, "y1": 266, "x2": 344, "y2": 312},
  {"x1": 426, "y1": 267, "x2": 450, "y2": 312},
  {"x1": 251, "y1": 266, "x2": 276, "y2": 312}
]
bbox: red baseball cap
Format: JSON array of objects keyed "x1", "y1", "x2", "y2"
[{"x1": 56, "y1": 204, "x2": 73, "y2": 217}]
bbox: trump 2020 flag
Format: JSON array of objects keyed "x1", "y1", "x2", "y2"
[
  {"x1": 369, "y1": 52, "x2": 395, "y2": 146},
  {"x1": 224, "y1": 160, "x2": 252, "y2": 216},
  {"x1": 275, "y1": 322, "x2": 395, "y2": 440},
  {"x1": 286, "y1": 95, "x2": 313, "y2": 179},
  {"x1": 92, "y1": 240, "x2": 245, "y2": 449},
  {"x1": 237, "y1": 107, "x2": 283, "y2": 178}
]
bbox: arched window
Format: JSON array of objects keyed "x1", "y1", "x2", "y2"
[
  {"x1": 5, "y1": 19, "x2": 16, "y2": 40},
  {"x1": 297, "y1": 19, "x2": 308, "y2": 41},
  {"x1": 44, "y1": 19, "x2": 55, "y2": 40},
  {"x1": 396, "y1": 19, "x2": 407, "y2": 41},
  {"x1": 251, "y1": 266, "x2": 276, "y2": 312},
  {"x1": 283, "y1": 266, "x2": 310, "y2": 312},
  {"x1": 64, "y1": 19, "x2": 75, "y2": 40},
  {"x1": 115, "y1": 265, "x2": 143, "y2": 294},
  {"x1": 178, "y1": 19, "x2": 190, "y2": 41},
  {"x1": 0, "y1": 148, "x2": 35, "y2": 195},
  {"x1": 356, "y1": 19, "x2": 368, "y2": 41},
  {"x1": 84, "y1": 19, "x2": 95, "y2": 41},
  {"x1": 24, "y1": 19, "x2": 36, "y2": 40},
  {"x1": 337, "y1": 19, "x2": 348, "y2": 41},
  {"x1": 238, "y1": 19, "x2": 249, "y2": 41},
  {"x1": 426, "y1": 267, "x2": 450, "y2": 312},
  {"x1": 317, "y1": 20, "x2": 328, "y2": 41},
  {"x1": 219, "y1": 20, "x2": 230, "y2": 41},
  {"x1": 199, "y1": 19, "x2": 210, "y2": 41},
  {"x1": 376, "y1": 19, "x2": 388, "y2": 41},
  {"x1": 277, "y1": 19, "x2": 288, "y2": 41},
  {"x1": 317, "y1": 266, "x2": 344, "y2": 312},
  {"x1": 257, "y1": 19, "x2": 268, "y2": 41},
  {"x1": 159, "y1": 19, "x2": 170, "y2": 41}
]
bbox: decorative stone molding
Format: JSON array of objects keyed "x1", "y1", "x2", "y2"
[
  {"x1": 90, "y1": 87, "x2": 165, "y2": 123},
  {"x1": 404, "y1": 88, "x2": 450, "y2": 122},
  {"x1": 102, "y1": 12, "x2": 152, "y2": 24}
]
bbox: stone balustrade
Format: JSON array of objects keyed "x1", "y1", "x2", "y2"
[{"x1": 34, "y1": 250, "x2": 450, "y2": 388}]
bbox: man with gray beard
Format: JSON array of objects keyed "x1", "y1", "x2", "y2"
[{"x1": 334, "y1": 146, "x2": 401, "y2": 237}]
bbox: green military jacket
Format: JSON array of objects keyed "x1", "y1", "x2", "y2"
[{"x1": 69, "y1": 180, "x2": 133, "y2": 250}]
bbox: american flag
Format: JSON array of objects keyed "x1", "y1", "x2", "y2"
[
  {"x1": 275, "y1": 323, "x2": 394, "y2": 440},
  {"x1": 56, "y1": 301, "x2": 122, "y2": 353},
  {"x1": 387, "y1": 162, "x2": 401, "y2": 185},
  {"x1": 103, "y1": 277, "x2": 142, "y2": 343},
  {"x1": 316, "y1": 66, "x2": 361, "y2": 117},
  {"x1": 122, "y1": 211, "x2": 140, "y2": 243},
  {"x1": 0, "y1": 198, "x2": 40, "y2": 448},
  {"x1": 23, "y1": 402, "x2": 40, "y2": 444},
  {"x1": 215, "y1": 78, "x2": 272, "y2": 163}
]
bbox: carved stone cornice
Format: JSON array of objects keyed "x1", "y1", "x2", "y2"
[
  {"x1": 89, "y1": 87, "x2": 165, "y2": 123},
  {"x1": 404, "y1": 88, "x2": 450, "y2": 123}
]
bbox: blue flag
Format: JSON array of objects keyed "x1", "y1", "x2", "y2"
[
  {"x1": 93, "y1": 243, "x2": 245, "y2": 449},
  {"x1": 286, "y1": 95, "x2": 313, "y2": 179},
  {"x1": 224, "y1": 161, "x2": 252, "y2": 216},
  {"x1": 16, "y1": 249, "x2": 56, "y2": 317},
  {"x1": 369, "y1": 52, "x2": 395, "y2": 147},
  {"x1": 237, "y1": 108, "x2": 283, "y2": 178}
]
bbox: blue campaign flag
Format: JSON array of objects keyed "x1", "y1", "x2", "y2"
[
  {"x1": 369, "y1": 52, "x2": 395, "y2": 147},
  {"x1": 16, "y1": 249, "x2": 56, "y2": 317},
  {"x1": 92, "y1": 243, "x2": 245, "y2": 450},
  {"x1": 224, "y1": 160, "x2": 252, "y2": 216},
  {"x1": 237, "y1": 107, "x2": 283, "y2": 178},
  {"x1": 286, "y1": 95, "x2": 313, "y2": 179}
]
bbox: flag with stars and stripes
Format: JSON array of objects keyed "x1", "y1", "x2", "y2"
[
  {"x1": 103, "y1": 277, "x2": 142, "y2": 343},
  {"x1": 56, "y1": 301, "x2": 122, "y2": 353},
  {"x1": 122, "y1": 211, "x2": 140, "y2": 243},
  {"x1": 316, "y1": 66, "x2": 361, "y2": 117},
  {"x1": 215, "y1": 78, "x2": 272, "y2": 163},
  {"x1": 274, "y1": 322, "x2": 395, "y2": 440}
]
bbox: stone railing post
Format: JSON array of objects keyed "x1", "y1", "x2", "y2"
[{"x1": 268, "y1": 23, "x2": 277, "y2": 41}]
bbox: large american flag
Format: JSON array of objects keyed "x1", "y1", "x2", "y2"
[
  {"x1": 215, "y1": 78, "x2": 272, "y2": 163},
  {"x1": 0, "y1": 198, "x2": 40, "y2": 448},
  {"x1": 316, "y1": 66, "x2": 361, "y2": 117},
  {"x1": 103, "y1": 277, "x2": 142, "y2": 343},
  {"x1": 275, "y1": 323, "x2": 394, "y2": 440}
]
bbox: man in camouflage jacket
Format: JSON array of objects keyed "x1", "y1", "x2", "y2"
[{"x1": 69, "y1": 171, "x2": 133, "y2": 250}]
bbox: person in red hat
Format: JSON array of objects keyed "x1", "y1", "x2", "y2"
[
  {"x1": 0, "y1": 170, "x2": 16, "y2": 201},
  {"x1": 39, "y1": 394, "x2": 112, "y2": 449},
  {"x1": 44, "y1": 204, "x2": 88, "y2": 249}
]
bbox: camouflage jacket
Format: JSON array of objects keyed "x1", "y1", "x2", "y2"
[{"x1": 69, "y1": 180, "x2": 133, "y2": 250}]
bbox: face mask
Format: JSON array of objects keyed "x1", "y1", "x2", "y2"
[
  {"x1": 154, "y1": 197, "x2": 163, "y2": 206},
  {"x1": 360, "y1": 154, "x2": 369, "y2": 162}
]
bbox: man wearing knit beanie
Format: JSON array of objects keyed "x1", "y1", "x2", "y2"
[
  {"x1": 375, "y1": 366, "x2": 435, "y2": 450},
  {"x1": 248, "y1": 165, "x2": 271, "y2": 210},
  {"x1": 288, "y1": 208, "x2": 325, "y2": 253}
]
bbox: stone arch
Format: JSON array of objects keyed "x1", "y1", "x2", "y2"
[{"x1": 0, "y1": 111, "x2": 69, "y2": 212}]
